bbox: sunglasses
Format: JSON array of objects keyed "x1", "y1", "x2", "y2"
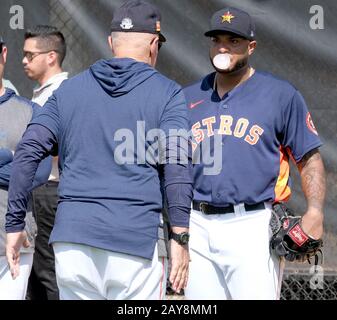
[
  {"x1": 23, "y1": 50, "x2": 57, "y2": 62},
  {"x1": 0, "y1": 42, "x2": 4, "y2": 54}
]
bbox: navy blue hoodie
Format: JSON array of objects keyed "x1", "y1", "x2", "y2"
[{"x1": 6, "y1": 58, "x2": 193, "y2": 259}]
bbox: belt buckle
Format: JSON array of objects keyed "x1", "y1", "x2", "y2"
[{"x1": 199, "y1": 202, "x2": 208, "y2": 213}]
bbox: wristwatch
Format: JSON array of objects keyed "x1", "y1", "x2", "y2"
[{"x1": 169, "y1": 231, "x2": 190, "y2": 245}]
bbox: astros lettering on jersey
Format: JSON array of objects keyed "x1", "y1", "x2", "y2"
[{"x1": 184, "y1": 71, "x2": 322, "y2": 206}]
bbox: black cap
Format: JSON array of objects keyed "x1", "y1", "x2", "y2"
[
  {"x1": 205, "y1": 7, "x2": 255, "y2": 40},
  {"x1": 110, "y1": 0, "x2": 166, "y2": 42}
]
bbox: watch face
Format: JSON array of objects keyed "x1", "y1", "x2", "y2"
[
  {"x1": 180, "y1": 233, "x2": 190, "y2": 244},
  {"x1": 171, "y1": 231, "x2": 190, "y2": 245}
]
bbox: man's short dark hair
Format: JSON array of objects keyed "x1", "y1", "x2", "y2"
[{"x1": 25, "y1": 25, "x2": 66, "y2": 66}]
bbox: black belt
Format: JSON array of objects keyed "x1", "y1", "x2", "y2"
[{"x1": 193, "y1": 201, "x2": 265, "y2": 215}]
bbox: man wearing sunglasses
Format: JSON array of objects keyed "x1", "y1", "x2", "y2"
[
  {"x1": 22, "y1": 25, "x2": 68, "y2": 301},
  {"x1": 0, "y1": 36, "x2": 49, "y2": 299},
  {"x1": 23, "y1": 25, "x2": 68, "y2": 106}
]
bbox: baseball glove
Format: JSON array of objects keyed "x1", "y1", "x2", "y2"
[{"x1": 270, "y1": 202, "x2": 323, "y2": 263}]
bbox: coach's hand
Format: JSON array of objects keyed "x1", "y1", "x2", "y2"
[
  {"x1": 6, "y1": 231, "x2": 31, "y2": 280},
  {"x1": 169, "y1": 227, "x2": 190, "y2": 294}
]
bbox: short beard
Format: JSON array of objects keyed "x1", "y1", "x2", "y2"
[{"x1": 211, "y1": 55, "x2": 249, "y2": 75}]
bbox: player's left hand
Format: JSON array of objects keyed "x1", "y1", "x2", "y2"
[
  {"x1": 169, "y1": 238, "x2": 190, "y2": 294},
  {"x1": 6, "y1": 231, "x2": 31, "y2": 279},
  {"x1": 301, "y1": 208, "x2": 324, "y2": 240}
]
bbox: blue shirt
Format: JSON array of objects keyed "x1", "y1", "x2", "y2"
[
  {"x1": 6, "y1": 58, "x2": 193, "y2": 260},
  {"x1": 184, "y1": 71, "x2": 322, "y2": 206}
]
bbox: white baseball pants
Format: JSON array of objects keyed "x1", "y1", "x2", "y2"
[
  {"x1": 53, "y1": 242, "x2": 167, "y2": 300},
  {"x1": 0, "y1": 253, "x2": 33, "y2": 300},
  {"x1": 185, "y1": 203, "x2": 284, "y2": 300}
]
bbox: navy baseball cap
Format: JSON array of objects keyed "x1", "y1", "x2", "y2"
[
  {"x1": 110, "y1": 0, "x2": 166, "y2": 42},
  {"x1": 205, "y1": 7, "x2": 255, "y2": 40}
]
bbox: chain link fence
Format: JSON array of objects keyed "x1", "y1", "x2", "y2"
[
  {"x1": 281, "y1": 270, "x2": 337, "y2": 300},
  {"x1": 50, "y1": 0, "x2": 105, "y2": 78},
  {"x1": 48, "y1": 0, "x2": 336, "y2": 300},
  {"x1": 167, "y1": 269, "x2": 337, "y2": 300}
]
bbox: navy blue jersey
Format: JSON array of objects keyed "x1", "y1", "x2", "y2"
[{"x1": 184, "y1": 71, "x2": 322, "y2": 205}]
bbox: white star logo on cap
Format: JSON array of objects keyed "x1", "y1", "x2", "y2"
[{"x1": 120, "y1": 18, "x2": 134, "y2": 30}]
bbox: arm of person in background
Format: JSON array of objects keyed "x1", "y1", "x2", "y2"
[
  {"x1": 297, "y1": 148, "x2": 326, "y2": 239},
  {"x1": 0, "y1": 148, "x2": 13, "y2": 166},
  {"x1": 0, "y1": 163, "x2": 11, "y2": 188},
  {"x1": 0, "y1": 148, "x2": 13, "y2": 187},
  {"x1": 0, "y1": 148, "x2": 52, "y2": 189},
  {"x1": 160, "y1": 87, "x2": 193, "y2": 294},
  {"x1": 5, "y1": 124, "x2": 57, "y2": 279}
]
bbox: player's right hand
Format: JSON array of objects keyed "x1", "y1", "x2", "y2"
[{"x1": 301, "y1": 208, "x2": 324, "y2": 240}]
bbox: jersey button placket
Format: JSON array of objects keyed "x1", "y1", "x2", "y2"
[
  {"x1": 221, "y1": 92, "x2": 229, "y2": 109},
  {"x1": 217, "y1": 97, "x2": 229, "y2": 146}
]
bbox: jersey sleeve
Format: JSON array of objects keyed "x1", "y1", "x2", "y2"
[
  {"x1": 159, "y1": 85, "x2": 193, "y2": 227},
  {"x1": 159, "y1": 86, "x2": 190, "y2": 134},
  {"x1": 281, "y1": 90, "x2": 322, "y2": 163}
]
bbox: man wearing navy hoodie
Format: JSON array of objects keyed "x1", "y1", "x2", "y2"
[{"x1": 5, "y1": 0, "x2": 193, "y2": 300}]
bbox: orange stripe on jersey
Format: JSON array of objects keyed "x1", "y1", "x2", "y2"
[{"x1": 274, "y1": 147, "x2": 291, "y2": 202}]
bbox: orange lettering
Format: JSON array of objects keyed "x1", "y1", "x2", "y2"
[
  {"x1": 244, "y1": 125, "x2": 264, "y2": 145},
  {"x1": 202, "y1": 116, "x2": 216, "y2": 137},
  {"x1": 218, "y1": 115, "x2": 233, "y2": 135},
  {"x1": 234, "y1": 118, "x2": 249, "y2": 138},
  {"x1": 192, "y1": 121, "x2": 205, "y2": 143}
]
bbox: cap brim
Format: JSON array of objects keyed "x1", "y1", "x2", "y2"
[
  {"x1": 204, "y1": 29, "x2": 254, "y2": 40},
  {"x1": 159, "y1": 33, "x2": 166, "y2": 42}
]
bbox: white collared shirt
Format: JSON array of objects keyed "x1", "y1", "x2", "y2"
[
  {"x1": 3, "y1": 79, "x2": 20, "y2": 95},
  {"x1": 32, "y1": 72, "x2": 68, "y2": 181},
  {"x1": 32, "y1": 72, "x2": 68, "y2": 106}
]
